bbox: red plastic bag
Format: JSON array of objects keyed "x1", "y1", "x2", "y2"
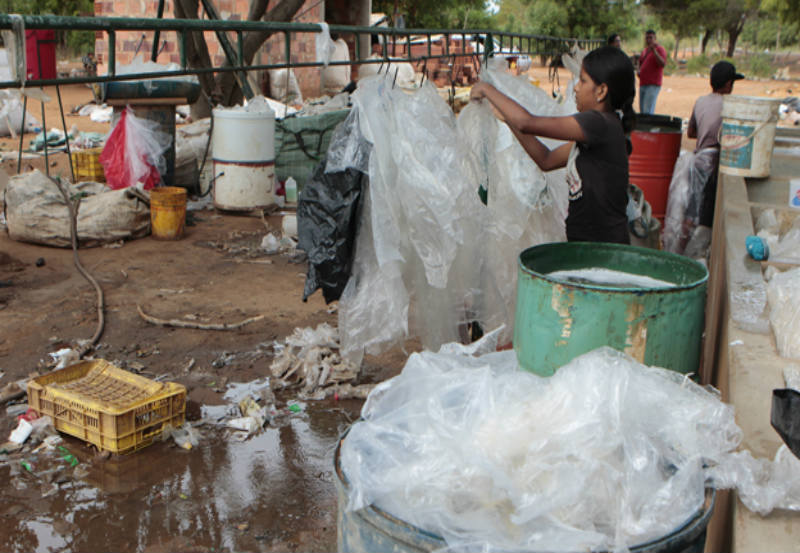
[{"x1": 99, "y1": 107, "x2": 171, "y2": 190}]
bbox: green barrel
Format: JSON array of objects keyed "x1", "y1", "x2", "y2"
[{"x1": 513, "y1": 242, "x2": 708, "y2": 377}]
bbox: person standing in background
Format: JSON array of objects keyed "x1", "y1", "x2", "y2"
[
  {"x1": 607, "y1": 34, "x2": 622, "y2": 48},
  {"x1": 687, "y1": 60, "x2": 744, "y2": 228},
  {"x1": 637, "y1": 30, "x2": 666, "y2": 114}
]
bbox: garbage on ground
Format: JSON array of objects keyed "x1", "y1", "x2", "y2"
[
  {"x1": 766, "y1": 266, "x2": 800, "y2": 359},
  {"x1": 29, "y1": 128, "x2": 67, "y2": 151},
  {"x1": 327, "y1": 60, "x2": 573, "y2": 363},
  {"x1": 70, "y1": 131, "x2": 106, "y2": 150},
  {"x1": 100, "y1": 106, "x2": 172, "y2": 191},
  {"x1": 49, "y1": 348, "x2": 79, "y2": 370},
  {"x1": 165, "y1": 423, "x2": 201, "y2": 450},
  {"x1": 270, "y1": 323, "x2": 361, "y2": 399},
  {"x1": 662, "y1": 148, "x2": 717, "y2": 255},
  {"x1": 5, "y1": 170, "x2": 150, "y2": 247},
  {"x1": 8, "y1": 418, "x2": 33, "y2": 444},
  {"x1": 260, "y1": 233, "x2": 297, "y2": 255},
  {"x1": 201, "y1": 377, "x2": 277, "y2": 435},
  {"x1": 341, "y1": 341, "x2": 800, "y2": 553}
]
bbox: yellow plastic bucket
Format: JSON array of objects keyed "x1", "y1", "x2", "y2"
[{"x1": 150, "y1": 186, "x2": 187, "y2": 240}]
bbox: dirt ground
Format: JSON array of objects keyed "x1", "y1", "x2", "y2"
[{"x1": 1, "y1": 67, "x2": 799, "y2": 553}]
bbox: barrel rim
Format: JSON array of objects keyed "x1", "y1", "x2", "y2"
[
  {"x1": 212, "y1": 107, "x2": 276, "y2": 119},
  {"x1": 516, "y1": 242, "x2": 709, "y2": 293},
  {"x1": 335, "y1": 431, "x2": 716, "y2": 553}
]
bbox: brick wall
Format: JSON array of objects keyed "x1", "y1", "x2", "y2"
[{"x1": 94, "y1": 0, "x2": 323, "y2": 100}]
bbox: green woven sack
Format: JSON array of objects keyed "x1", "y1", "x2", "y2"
[{"x1": 274, "y1": 109, "x2": 350, "y2": 190}]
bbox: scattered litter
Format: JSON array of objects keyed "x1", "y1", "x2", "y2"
[
  {"x1": 270, "y1": 323, "x2": 360, "y2": 399},
  {"x1": 8, "y1": 418, "x2": 33, "y2": 444},
  {"x1": 287, "y1": 400, "x2": 305, "y2": 413},
  {"x1": 260, "y1": 233, "x2": 297, "y2": 255},
  {"x1": 179, "y1": 493, "x2": 189, "y2": 500},
  {"x1": 166, "y1": 423, "x2": 201, "y2": 450},
  {"x1": 5, "y1": 403, "x2": 27, "y2": 417},
  {"x1": 729, "y1": 340, "x2": 744, "y2": 346},
  {"x1": 57, "y1": 445, "x2": 79, "y2": 467},
  {"x1": 49, "y1": 348, "x2": 79, "y2": 369},
  {"x1": 88, "y1": 105, "x2": 113, "y2": 123}
]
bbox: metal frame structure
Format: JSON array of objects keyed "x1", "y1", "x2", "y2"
[
  {"x1": 0, "y1": 14, "x2": 602, "y2": 179},
  {"x1": 0, "y1": 15, "x2": 603, "y2": 89}
]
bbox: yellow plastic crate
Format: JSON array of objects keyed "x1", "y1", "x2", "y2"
[
  {"x1": 27, "y1": 360, "x2": 186, "y2": 454},
  {"x1": 70, "y1": 147, "x2": 105, "y2": 182}
]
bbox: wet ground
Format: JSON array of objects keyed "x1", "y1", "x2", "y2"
[
  {"x1": 0, "y1": 188, "x2": 411, "y2": 552},
  {"x1": 1, "y1": 398, "x2": 361, "y2": 553}
]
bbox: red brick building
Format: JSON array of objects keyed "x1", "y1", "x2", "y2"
[{"x1": 93, "y1": 0, "x2": 371, "y2": 99}]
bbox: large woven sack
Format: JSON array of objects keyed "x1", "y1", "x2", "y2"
[{"x1": 4, "y1": 170, "x2": 150, "y2": 247}]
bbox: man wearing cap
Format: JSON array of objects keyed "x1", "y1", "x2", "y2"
[
  {"x1": 686, "y1": 61, "x2": 745, "y2": 231},
  {"x1": 637, "y1": 30, "x2": 667, "y2": 114}
]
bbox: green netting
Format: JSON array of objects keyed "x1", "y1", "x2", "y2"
[{"x1": 274, "y1": 109, "x2": 350, "y2": 189}]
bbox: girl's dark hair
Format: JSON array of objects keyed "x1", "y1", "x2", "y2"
[
  {"x1": 582, "y1": 46, "x2": 636, "y2": 143},
  {"x1": 607, "y1": 33, "x2": 620, "y2": 46}
]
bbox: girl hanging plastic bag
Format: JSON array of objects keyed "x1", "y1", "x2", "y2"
[{"x1": 99, "y1": 106, "x2": 172, "y2": 190}]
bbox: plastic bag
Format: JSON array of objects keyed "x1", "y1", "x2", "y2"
[
  {"x1": 662, "y1": 148, "x2": 717, "y2": 254},
  {"x1": 766, "y1": 267, "x2": 800, "y2": 359},
  {"x1": 315, "y1": 22, "x2": 336, "y2": 67},
  {"x1": 99, "y1": 107, "x2": 171, "y2": 190},
  {"x1": 298, "y1": 160, "x2": 365, "y2": 303},
  {"x1": 772, "y1": 388, "x2": 800, "y2": 459},
  {"x1": 341, "y1": 345, "x2": 741, "y2": 552},
  {"x1": 707, "y1": 445, "x2": 800, "y2": 516}
]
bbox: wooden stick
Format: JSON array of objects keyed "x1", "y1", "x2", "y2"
[{"x1": 137, "y1": 304, "x2": 264, "y2": 331}]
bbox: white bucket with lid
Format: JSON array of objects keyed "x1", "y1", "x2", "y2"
[
  {"x1": 212, "y1": 104, "x2": 275, "y2": 210},
  {"x1": 719, "y1": 95, "x2": 780, "y2": 178}
]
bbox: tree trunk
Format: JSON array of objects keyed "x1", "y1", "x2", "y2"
[
  {"x1": 700, "y1": 28, "x2": 712, "y2": 55},
  {"x1": 174, "y1": 0, "x2": 217, "y2": 119},
  {"x1": 214, "y1": 0, "x2": 306, "y2": 106},
  {"x1": 725, "y1": 15, "x2": 747, "y2": 58},
  {"x1": 673, "y1": 36, "x2": 680, "y2": 61},
  {"x1": 777, "y1": 21, "x2": 781, "y2": 51}
]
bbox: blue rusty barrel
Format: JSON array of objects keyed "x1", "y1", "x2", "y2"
[
  {"x1": 335, "y1": 436, "x2": 715, "y2": 553},
  {"x1": 513, "y1": 242, "x2": 708, "y2": 377}
]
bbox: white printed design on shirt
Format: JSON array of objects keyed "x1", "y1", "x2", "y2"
[{"x1": 566, "y1": 142, "x2": 582, "y2": 201}]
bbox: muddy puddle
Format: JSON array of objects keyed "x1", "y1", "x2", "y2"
[{"x1": 0, "y1": 399, "x2": 362, "y2": 553}]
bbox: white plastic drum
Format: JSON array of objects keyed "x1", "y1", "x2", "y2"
[
  {"x1": 720, "y1": 95, "x2": 780, "y2": 178},
  {"x1": 212, "y1": 107, "x2": 275, "y2": 210}
]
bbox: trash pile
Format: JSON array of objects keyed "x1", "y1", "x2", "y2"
[
  {"x1": 301, "y1": 58, "x2": 575, "y2": 363},
  {"x1": 270, "y1": 323, "x2": 372, "y2": 400},
  {"x1": 340, "y1": 338, "x2": 800, "y2": 552}
]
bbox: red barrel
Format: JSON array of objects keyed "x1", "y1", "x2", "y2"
[
  {"x1": 629, "y1": 114, "x2": 682, "y2": 222},
  {"x1": 25, "y1": 30, "x2": 57, "y2": 80}
]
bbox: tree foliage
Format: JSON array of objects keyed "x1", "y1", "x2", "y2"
[
  {"x1": 4, "y1": 0, "x2": 95, "y2": 53},
  {"x1": 495, "y1": 0, "x2": 637, "y2": 39}
]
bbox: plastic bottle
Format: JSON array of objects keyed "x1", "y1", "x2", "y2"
[{"x1": 285, "y1": 177, "x2": 298, "y2": 204}]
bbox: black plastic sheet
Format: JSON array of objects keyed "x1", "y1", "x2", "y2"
[
  {"x1": 772, "y1": 388, "x2": 800, "y2": 459},
  {"x1": 298, "y1": 160, "x2": 364, "y2": 303}
]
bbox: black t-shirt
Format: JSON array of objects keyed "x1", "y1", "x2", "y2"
[{"x1": 564, "y1": 110, "x2": 630, "y2": 244}]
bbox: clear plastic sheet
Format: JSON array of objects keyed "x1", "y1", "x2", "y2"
[
  {"x1": 337, "y1": 74, "x2": 486, "y2": 359},
  {"x1": 707, "y1": 445, "x2": 800, "y2": 515},
  {"x1": 662, "y1": 148, "x2": 717, "y2": 255},
  {"x1": 766, "y1": 266, "x2": 800, "y2": 359},
  {"x1": 341, "y1": 345, "x2": 742, "y2": 552}
]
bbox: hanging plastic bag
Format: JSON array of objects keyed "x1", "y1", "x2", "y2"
[
  {"x1": 662, "y1": 147, "x2": 717, "y2": 254},
  {"x1": 298, "y1": 160, "x2": 365, "y2": 303},
  {"x1": 99, "y1": 107, "x2": 172, "y2": 191}
]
